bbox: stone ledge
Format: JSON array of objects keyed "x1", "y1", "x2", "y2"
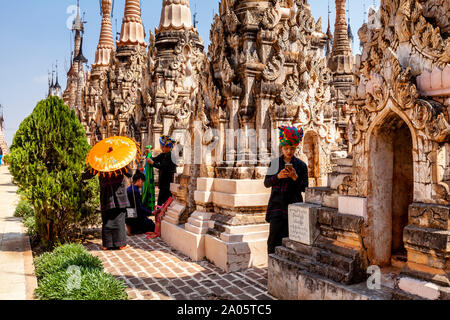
[
  {"x1": 317, "y1": 207, "x2": 365, "y2": 234},
  {"x1": 194, "y1": 190, "x2": 270, "y2": 207},
  {"x1": 404, "y1": 225, "x2": 450, "y2": 253},
  {"x1": 268, "y1": 254, "x2": 391, "y2": 300},
  {"x1": 401, "y1": 261, "x2": 450, "y2": 287},
  {"x1": 398, "y1": 277, "x2": 442, "y2": 300},
  {"x1": 185, "y1": 223, "x2": 209, "y2": 234},
  {"x1": 409, "y1": 202, "x2": 450, "y2": 230},
  {"x1": 196, "y1": 177, "x2": 271, "y2": 194},
  {"x1": 161, "y1": 221, "x2": 205, "y2": 261},
  {"x1": 305, "y1": 187, "x2": 339, "y2": 208},
  {"x1": 205, "y1": 234, "x2": 268, "y2": 272},
  {"x1": 220, "y1": 230, "x2": 269, "y2": 242},
  {"x1": 224, "y1": 223, "x2": 269, "y2": 235}
]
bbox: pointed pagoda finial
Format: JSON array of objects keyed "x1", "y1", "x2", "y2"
[
  {"x1": 74, "y1": 36, "x2": 88, "y2": 64},
  {"x1": 117, "y1": 0, "x2": 147, "y2": 47},
  {"x1": 93, "y1": 0, "x2": 115, "y2": 68},
  {"x1": 327, "y1": 0, "x2": 333, "y2": 40},
  {"x1": 73, "y1": 0, "x2": 84, "y2": 33},
  {"x1": 331, "y1": 0, "x2": 353, "y2": 57},
  {"x1": 347, "y1": 0, "x2": 354, "y2": 47},
  {"x1": 51, "y1": 64, "x2": 55, "y2": 87},
  {"x1": 55, "y1": 60, "x2": 62, "y2": 91},
  {"x1": 158, "y1": 0, "x2": 193, "y2": 33}
]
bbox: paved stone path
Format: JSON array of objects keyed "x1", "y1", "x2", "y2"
[
  {"x1": 86, "y1": 235, "x2": 275, "y2": 300},
  {"x1": 0, "y1": 166, "x2": 37, "y2": 300}
]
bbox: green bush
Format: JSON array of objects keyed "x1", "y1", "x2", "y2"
[
  {"x1": 24, "y1": 215, "x2": 37, "y2": 236},
  {"x1": 34, "y1": 243, "x2": 127, "y2": 300},
  {"x1": 3, "y1": 153, "x2": 10, "y2": 165},
  {"x1": 9, "y1": 96, "x2": 99, "y2": 249},
  {"x1": 14, "y1": 199, "x2": 34, "y2": 218},
  {"x1": 35, "y1": 268, "x2": 128, "y2": 300},
  {"x1": 34, "y1": 244, "x2": 103, "y2": 280}
]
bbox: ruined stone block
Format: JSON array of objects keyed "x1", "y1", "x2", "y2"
[
  {"x1": 404, "y1": 225, "x2": 449, "y2": 253},
  {"x1": 305, "y1": 187, "x2": 339, "y2": 208},
  {"x1": 409, "y1": 202, "x2": 450, "y2": 230}
]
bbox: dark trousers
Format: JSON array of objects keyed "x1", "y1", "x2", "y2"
[
  {"x1": 267, "y1": 217, "x2": 289, "y2": 254},
  {"x1": 158, "y1": 188, "x2": 172, "y2": 206},
  {"x1": 101, "y1": 208, "x2": 127, "y2": 248},
  {"x1": 126, "y1": 216, "x2": 155, "y2": 235}
]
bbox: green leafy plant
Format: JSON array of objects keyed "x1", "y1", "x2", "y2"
[
  {"x1": 14, "y1": 199, "x2": 35, "y2": 218},
  {"x1": 34, "y1": 243, "x2": 103, "y2": 280},
  {"x1": 24, "y1": 215, "x2": 37, "y2": 236},
  {"x1": 9, "y1": 96, "x2": 99, "y2": 249},
  {"x1": 3, "y1": 153, "x2": 10, "y2": 165},
  {"x1": 35, "y1": 268, "x2": 128, "y2": 300},
  {"x1": 34, "y1": 244, "x2": 127, "y2": 300}
]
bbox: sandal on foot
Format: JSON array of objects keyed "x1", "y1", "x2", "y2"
[{"x1": 119, "y1": 244, "x2": 130, "y2": 250}]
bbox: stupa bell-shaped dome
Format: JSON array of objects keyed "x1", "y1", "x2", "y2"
[{"x1": 158, "y1": 0, "x2": 193, "y2": 33}]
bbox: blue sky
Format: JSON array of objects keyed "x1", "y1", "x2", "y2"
[{"x1": 0, "y1": 0, "x2": 378, "y2": 146}]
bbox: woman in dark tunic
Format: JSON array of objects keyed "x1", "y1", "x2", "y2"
[
  {"x1": 264, "y1": 126, "x2": 309, "y2": 255},
  {"x1": 125, "y1": 172, "x2": 156, "y2": 235},
  {"x1": 83, "y1": 166, "x2": 132, "y2": 250},
  {"x1": 146, "y1": 135, "x2": 177, "y2": 206}
]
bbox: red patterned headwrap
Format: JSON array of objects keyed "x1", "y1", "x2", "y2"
[{"x1": 279, "y1": 126, "x2": 304, "y2": 147}]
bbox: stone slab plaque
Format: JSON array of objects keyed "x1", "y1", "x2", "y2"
[{"x1": 288, "y1": 203, "x2": 320, "y2": 246}]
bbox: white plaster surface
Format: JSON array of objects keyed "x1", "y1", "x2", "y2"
[
  {"x1": 161, "y1": 221, "x2": 205, "y2": 261},
  {"x1": 338, "y1": 196, "x2": 368, "y2": 220},
  {"x1": 398, "y1": 277, "x2": 441, "y2": 300}
]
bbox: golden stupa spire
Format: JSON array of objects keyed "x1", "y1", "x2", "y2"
[
  {"x1": 117, "y1": 0, "x2": 147, "y2": 47},
  {"x1": 93, "y1": 0, "x2": 115, "y2": 68},
  {"x1": 332, "y1": 0, "x2": 353, "y2": 57}
]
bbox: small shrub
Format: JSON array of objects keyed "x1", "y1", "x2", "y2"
[
  {"x1": 23, "y1": 215, "x2": 37, "y2": 236},
  {"x1": 3, "y1": 153, "x2": 10, "y2": 165},
  {"x1": 14, "y1": 199, "x2": 34, "y2": 218},
  {"x1": 34, "y1": 268, "x2": 128, "y2": 300},
  {"x1": 34, "y1": 243, "x2": 127, "y2": 300},
  {"x1": 34, "y1": 244, "x2": 103, "y2": 280}
]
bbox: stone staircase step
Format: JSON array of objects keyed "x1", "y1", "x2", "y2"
[
  {"x1": 313, "y1": 248, "x2": 354, "y2": 273},
  {"x1": 332, "y1": 165, "x2": 352, "y2": 174},
  {"x1": 314, "y1": 236, "x2": 361, "y2": 260},
  {"x1": 187, "y1": 216, "x2": 210, "y2": 228},
  {"x1": 279, "y1": 240, "x2": 355, "y2": 283},
  {"x1": 335, "y1": 157, "x2": 353, "y2": 167},
  {"x1": 309, "y1": 260, "x2": 353, "y2": 285},
  {"x1": 224, "y1": 223, "x2": 269, "y2": 234},
  {"x1": 185, "y1": 223, "x2": 208, "y2": 234},
  {"x1": 283, "y1": 238, "x2": 314, "y2": 256},
  {"x1": 220, "y1": 230, "x2": 269, "y2": 243},
  {"x1": 274, "y1": 246, "x2": 312, "y2": 270}
]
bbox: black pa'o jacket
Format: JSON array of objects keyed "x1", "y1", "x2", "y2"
[
  {"x1": 82, "y1": 166, "x2": 133, "y2": 212},
  {"x1": 264, "y1": 156, "x2": 309, "y2": 222},
  {"x1": 152, "y1": 152, "x2": 177, "y2": 190}
]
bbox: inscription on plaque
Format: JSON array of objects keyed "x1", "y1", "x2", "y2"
[{"x1": 288, "y1": 203, "x2": 319, "y2": 245}]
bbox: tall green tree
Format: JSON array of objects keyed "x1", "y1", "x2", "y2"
[{"x1": 9, "y1": 96, "x2": 99, "y2": 249}]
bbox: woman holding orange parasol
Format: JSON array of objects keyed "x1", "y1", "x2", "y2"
[{"x1": 82, "y1": 136, "x2": 141, "y2": 251}]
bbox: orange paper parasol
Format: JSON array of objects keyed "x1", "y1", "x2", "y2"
[{"x1": 86, "y1": 136, "x2": 141, "y2": 177}]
